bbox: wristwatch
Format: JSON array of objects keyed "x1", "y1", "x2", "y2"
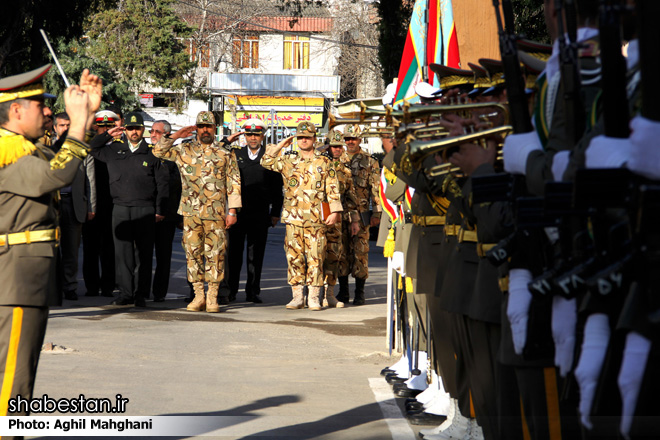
[{"x1": 227, "y1": 212, "x2": 237, "y2": 217}]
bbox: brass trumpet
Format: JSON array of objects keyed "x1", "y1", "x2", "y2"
[
  {"x1": 408, "y1": 125, "x2": 513, "y2": 164},
  {"x1": 424, "y1": 146, "x2": 505, "y2": 177}
]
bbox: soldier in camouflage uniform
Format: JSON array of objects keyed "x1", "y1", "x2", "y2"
[
  {"x1": 153, "y1": 111, "x2": 241, "y2": 313},
  {"x1": 337, "y1": 124, "x2": 382, "y2": 305},
  {"x1": 261, "y1": 121, "x2": 343, "y2": 310},
  {"x1": 323, "y1": 129, "x2": 360, "y2": 308}
]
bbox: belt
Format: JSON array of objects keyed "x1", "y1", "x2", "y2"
[
  {"x1": 445, "y1": 224, "x2": 460, "y2": 236},
  {"x1": 458, "y1": 228, "x2": 478, "y2": 243},
  {"x1": 499, "y1": 276, "x2": 509, "y2": 292},
  {"x1": 412, "y1": 215, "x2": 446, "y2": 226},
  {"x1": 0, "y1": 228, "x2": 60, "y2": 247},
  {"x1": 477, "y1": 243, "x2": 497, "y2": 258}
]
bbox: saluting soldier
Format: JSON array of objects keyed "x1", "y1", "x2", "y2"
[
  {"x1": 261, "y1": 121, "x2": 343, "y2": 311},
  {"x1": 153, "y1": 111, "x2": 242, "y2": 313},
  {"x1": 0, "y1": 66, "x2": 102, "y2": 420},
  {"x1": 323, "y1": 129, "x2": 360, "y2": 308},
  {"x1": 337, "y1": 125, "x2": 381, "y2": 305}
]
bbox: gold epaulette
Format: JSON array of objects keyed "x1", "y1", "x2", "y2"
[
  {"x1": 50, "y1": 138, "x2": 90, "y2": 170},
  {"x1": 383, "y1": 166, "x2": 397, "y2": 184},
  {"x1": 0, "y1": 128, "x2": 37, "y2": 168}
]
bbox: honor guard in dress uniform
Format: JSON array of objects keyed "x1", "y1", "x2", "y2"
[
  {"x1": 337, "y1": 124, "x2": 381, "y2": 305},
  {"x1": 260, "y1": 121, "x2": 343, "y2": 310},
  {"x1": 323, "y1": 129, "x2": 360, "y2": 308},
  {"x1": 0, "y1": 66, "x2": 102, "y2": 422},
  {"x1": 153, "y1": 111, "x2": 242, "y2": 313},
  {"x1": 222, "y1": 118, "x2": 283, "y2": 304}
]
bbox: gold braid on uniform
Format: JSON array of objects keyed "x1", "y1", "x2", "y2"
[
  {"x1": 0, "y1": 128, "x2": 37, "y2": 168},
  {"x1": 49, "y1": 137, "x2": 90, "y2": 170}
]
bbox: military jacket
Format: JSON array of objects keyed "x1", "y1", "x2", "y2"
[
  {"x1": 154, "y1": 137, "x2": 241, "y2": 222},
  {"x1": 0, "y1": 128, "x2": 90, "y2": 306},
  {"x1": 341, "y1": 150, "x2": 382, "y2": 215},
  {"x1": 331, "y1": 159, "x2": 359, "y2": 223},
  {"x1": 261, "y1": 147, "x2": 342, "y2": 227}
]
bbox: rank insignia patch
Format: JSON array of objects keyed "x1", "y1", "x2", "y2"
[{"x1": 289, "y1": 178, "x2": 298, "y2": 187}]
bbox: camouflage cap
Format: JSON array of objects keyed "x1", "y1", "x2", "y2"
[
  {"x1": 196, "y1": 111, "x2": 216, "y2": 125},
  {"x1": 124, "y1": 112, "x2": 144, "y2": 127},
  {"x1": 327, "y1": 129, "x2": 345, "y2": 146},
  {"x1": 344, "y1": 124, "x2": 362, "y2": 139},
  {"x1": 0, "y1": 65, "x2": 56, "y2": 103},
  {"x1": 241, "y1": 118, "x2": 265, "y2": 133},
  {"x1": 296, "y1": 121, "x2": 317, "y2": 137}
]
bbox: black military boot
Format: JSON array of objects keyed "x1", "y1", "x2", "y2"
[
  {"x1": 353, "y1": 277, "x2": 366, "y2": 305},
  {"x1": 336, "y1": 276, "x2": 350, "y2": 303}
]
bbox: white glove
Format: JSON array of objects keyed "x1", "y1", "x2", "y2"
[
  {"x1": 585, "y1": 135, "x2": 632, "y2": 169},
  {"x1": 391, "y1": 251, "x2": 405, "y2": 275},
  {"x1": 552, "y1": 296, "x2": 577, "y2": 377},
  {"x1": 552, "y1": 151, "x2": 570, "y2": 181},
  {"x1": 503, "y1": 131, "x2": 543, "y2": 175},
  {"x1": 628, "y1": 116, "x2": 660, "y2": 179},
  {"x1": 507, "y1": 269, "x2": 534, "y2": 355},
  {"x1": 574, "y1": 313, "x2": 611, "y2": 430},
  {"x1": 618, "y1": 331, "x2": 652, "y2": 440}
]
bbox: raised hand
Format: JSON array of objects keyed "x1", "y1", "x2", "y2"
[
  {"x1": 64, "y1": 85, "x2": 90, "y2": 141},
  {"x1": 79, "y1": 69, "x2": 103, "y2": 114}
]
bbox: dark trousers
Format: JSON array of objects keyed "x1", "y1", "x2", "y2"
[
  {"x1": 152, "y1": 221, "x2": 176, "y2": 299},
  {"x1": 82, "y1": 206, "x2": 115, "y2": 295},
  {"x1": 112, "y1": 205, "x2": 155, "y2": 301},
  {"x1": 0, "y1": 305, "x2": 49, "y2": 422},
  {"x1": 59, "y1": 195, "x2": 82, "y2": 293},
  {"x1": 226, "y1": 216, "x2": 268, "y2": 298},
  {"x1": 427, "y1": 294, "x2": 459, "y2": 398}
]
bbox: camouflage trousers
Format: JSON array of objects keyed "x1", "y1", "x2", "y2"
[
  {"x1": 285, "y1": 224, "x2": 327, "y2": 287},
  {"x1": 183, "y1": 216, "x2": 227, "y2": 283},
  {"x1": 323, "y1": 223, "x2": 343, "y2": 286},
  {"x1": 339, "y1": 219, "x2": 369, "y2": 279}
]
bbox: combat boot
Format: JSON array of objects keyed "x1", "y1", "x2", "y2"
[
  {"x1": 308, "y1": 286, "x2": 322, "y2": 311},
  {"x1": 336, "y1": 276, "x2": 349, "y2": 303},
  {"x1": 323, "y1": 284, "x2": 345, "y2": 308},
  {"x1": 286, "y1": 285, "x2": 305, "y2": 309},
  {"x1": 186, "y1": 282, "x2": 206, "y2": 312},
  {"x1": 206, "y1": 282, "x2": 221, "y2": 313},
  {"x1": 353, "y1": 277, "x2": 366, "y2": 305}
]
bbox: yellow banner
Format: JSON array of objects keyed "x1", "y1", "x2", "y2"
[
  {"x1": 229, "y1": 96, "x2": 324, "y2": 107},
  {"x1": 225, "y1": 111, "x2": 323, "y2": 128}
]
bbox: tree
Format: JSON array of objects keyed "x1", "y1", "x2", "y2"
[
  {"x1": 85, "y1": 0, "x2": 195, "y2": 93},
  {"x1": 0, "y1": 0, "x2": 116, "y2": 76},
  {"x1": 375, "y1": 0, "x2": 414, "y2": 86},
  {"x1": 513, "y1": 0, "x2": 549, "y2": 44}
]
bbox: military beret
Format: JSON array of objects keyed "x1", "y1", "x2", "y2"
[
  {"x1": 196, "y1": 111, "x2": 216, "y2": 125},
  {"x1": 327, "y1": 129, "x2": 345, "y2": 146},
  {"x1": 0, "y1": 65, "x2": 56, "y2": 104},
  {"x1": 344, "y1": 124, "x2": 362, "y2": 139},
  {"x1": 296, "y1": 121, "x2": 317, "y2": 137}
]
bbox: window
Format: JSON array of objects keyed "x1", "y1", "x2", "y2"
[
  {"x1": 186, "y1": 40, "x2": 210, "y2": 68},
  {"x1": 283, "y1": 35, "x2": 309, "y2": 70},
  {"x1": 232, "y1": 35, "x2": 259, "y2": 69}
]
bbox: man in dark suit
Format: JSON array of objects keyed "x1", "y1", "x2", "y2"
[
  {"x1": 55, "y1": 112, "x2": 97, "y2": 300},
  {"x1": 90, "y1": 112, "x2": 169, "y2": 307},
  {"x1": 222, "y1": 118, "x2": 283, "y2": 303}
]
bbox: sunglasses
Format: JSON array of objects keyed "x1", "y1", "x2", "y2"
[{"x1": 125, "y1": 127, "x2": 142, "y2": 131}]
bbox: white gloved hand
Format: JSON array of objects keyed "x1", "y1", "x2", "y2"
[
  {"x1": 507, "y1": 269, "x2": 534, "y2": 355},
  {"x1": 574, "y1": 313, "x2": 611, "y2": 430},
  {"x1": 391, "y1": 251, "x2": 405, "y2": 275},
  {"x1": 585, "y1": 135, "x2": 632, "y2": 169},
  {"x1": 618, "y1": 331, "x2": 652, "y2": 440},
  {"x1": 628, "y1": 116, "x2": 660, "y2": 179},
  {"x1": 552, "y1": 151, "x2": 570, "y2": 181},
  {"x1": 503, "y1": 131, "x2": 543, "y2": 175},
  {"x1": 552, "y1": 296, "x2": 577, "y2": 377}
]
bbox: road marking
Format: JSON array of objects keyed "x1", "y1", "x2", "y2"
[{"x1": 369, "y1": 377, "x2": 417, "y2": 440}]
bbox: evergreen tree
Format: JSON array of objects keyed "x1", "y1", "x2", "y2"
[{"x1": 375, "y1": 0, "x2": 413, "y2": 85}]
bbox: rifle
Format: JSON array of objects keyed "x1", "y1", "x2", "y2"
[{"x1": 637, "y1": 0, "x2": 660, "y2": 121}]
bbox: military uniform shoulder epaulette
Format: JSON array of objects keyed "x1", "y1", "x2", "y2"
[{"x1": 284, "y1": 150, "x2": 298, "y2": 156}]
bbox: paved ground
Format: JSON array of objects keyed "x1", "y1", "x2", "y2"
[{"x1": 29, "y1": 224, "x2": 426, "y2": 440}]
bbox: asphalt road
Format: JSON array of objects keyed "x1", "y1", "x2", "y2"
[{"x1": 28, "y1": 224, "x2": 424, "y2": 440}]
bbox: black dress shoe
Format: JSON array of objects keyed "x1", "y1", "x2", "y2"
[
  {"x1": 380, "y1": 367, "x2": 395, "y2": 376},
  {"x1": 385, "y1": 374, "x2": 407, "y2": 385},
  {"x1": 395, "y1": 387, "x2": 423, "y2": 398},
  {"x1": 135, "y1": 298, "x2": 147, "y2": 307},
  {"x1": 153, "y1": 297, "x2": 165, "y2": 302},
  {"x1": 408, "y1": 411, "x2": 447, "y2": 426},
  {"x1": 111, "y1": 297, "x2": 133, "y2": 306},
  {"x1": 352, "y1": 297, "x2": 365, "y2": 306},
  {"x1": 247, "y1": 295, "x2": 263, "y2": 304},
  {"x1": 101, "y1": 289, "x2": 115, "y2": 297},
  {"x1": 63, "y1": 291, "x2": 78, "y2": 300},
  {"x1": 405, "y1": 401, "x2": 425, "y2": 412},
  {"x1": 218, "y1": 296, "x2": 229, "y2": 305}
]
